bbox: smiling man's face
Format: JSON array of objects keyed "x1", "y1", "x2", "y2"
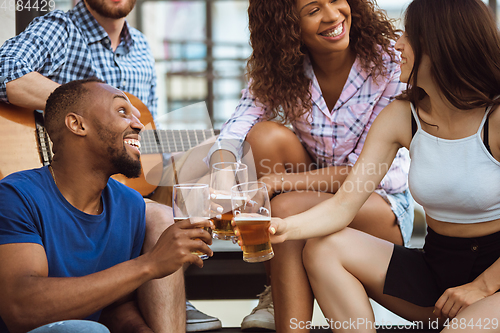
[{"x1": 85, "y1": 83, "x2": 144, "y2": 178}]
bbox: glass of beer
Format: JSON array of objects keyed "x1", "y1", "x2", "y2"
[
  {"x1": 231, "y1": 181, "x2": 274, "y2": 263},
  {"x1": 210, "y1": 162, "x2": 248, "y2": 240},
  {"x1": 172, "y1": 183, "x2": 211, "y2": 260}
]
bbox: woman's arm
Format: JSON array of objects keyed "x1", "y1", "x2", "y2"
[
  {"x1": 271, "y1": 99, "x2": 412, "y2": 241},
  {"x1": 434, "y1": 256, "x2": 500, "y2": 319},
  {"x1": 207, "y1": 87, "x2": 267, "y2": 164},
  {"x1": 260, "y1": 165, "x2": 352, "y2": 195}
]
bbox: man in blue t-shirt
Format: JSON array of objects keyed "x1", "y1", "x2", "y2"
[
  {"x1": 0, "y1": 78, "x2": 213, "y2": 333},
  {"x1": 0, "y1": 0, "x2": 223, "y2": 329}
]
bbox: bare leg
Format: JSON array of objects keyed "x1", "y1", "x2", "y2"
[
  {"x1": 440, "y1": 293, "x2": 500, "y2": 332},
  {"x1": 303, "y1": 228, "x2": 436, "y2": 333},
  {"x1": 270, "y1": 191, "x2": 401, "y2": 332},
  {"x1": 137, "y1": 202, "x2": 185, "y2": 333},
  {"x1": 246, "y1": 122, "x2": 316, "y2": 331},
  {"x1": 246, "y1": 122, "x2": 313, "y2": 178},
  {"x1": 246, "y1": 122, "x2": 403, "y2": 332}
]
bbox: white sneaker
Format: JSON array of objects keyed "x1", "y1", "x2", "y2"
[{"x1": 241, "y1": 285, "x2": 275, "y2": 331}]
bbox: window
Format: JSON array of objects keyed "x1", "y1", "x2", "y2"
[{"x1": 137, "y1": 0, "x2": 251, "y2": 129}]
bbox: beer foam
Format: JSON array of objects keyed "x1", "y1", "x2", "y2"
[
  {"x1": 174, "y1": 217, "x2": 209, "y2": 223},
  {"x1": 234, "y1": 213, "x2": 271, "y2": 222},
  {"x1": 214, "y1": 193, "x2": 232, "y2": 200}
]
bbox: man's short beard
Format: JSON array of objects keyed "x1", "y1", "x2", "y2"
[
  {"x1": 111, "y1": 148, "x2": 142, "y2": 179},
  {"x1": 84, "y1": 0, "x2": 136, "y2": 19},
  {"x1": 93, "y1": 117, "x2": 142, "y2": 179}
]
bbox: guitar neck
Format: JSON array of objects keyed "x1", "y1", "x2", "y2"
[{"x1": 140, "y1": 129, "x2": 215, "y2": 154}]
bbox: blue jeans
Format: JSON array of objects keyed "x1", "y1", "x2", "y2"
[
  {"x1": 27, "y1": 320, "x2": 110, "y2": 333},
  {"x1": 379, "y1": 188, "x2": 415, "y2": 246}
]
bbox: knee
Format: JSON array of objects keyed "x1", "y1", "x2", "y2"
[
  {"x1": 302, "y1": 238, "x2": 326, "y2": 274},
  {"x1": 302, "y1": 230, "x2": 348, "y2": 274},
  {"x1": 271, "y1": 193, "x2": 314, "y2": 217},
  {"x1": 145, "y1": 202, "x2": 174, "y2": 246},
  {"x1": 272, "y1": 239, "x2": 306, "y2": 258},
  {"x1": 246, "y1": 121, "x2": 291, "y2": 149},
  {"x1": 270, "y1": 195, "x2": 296, "y2": 218}
]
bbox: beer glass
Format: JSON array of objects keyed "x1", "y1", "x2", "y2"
[
  {"x1": 172, "y1": 183, "x2": 211, "y2": 260},
  {"x1": 210, "y1": 162, "x2": 248, "y2": 240},
  {"x1": 231, "y1": 181, "x2": 274, "y2": 263}
]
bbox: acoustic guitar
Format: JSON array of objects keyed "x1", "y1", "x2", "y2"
[{"x1": 0, "y1": 93, "x2": 215, "y2": 196}]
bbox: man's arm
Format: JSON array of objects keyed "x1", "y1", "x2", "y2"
[
  {"x1": 5, "y1": 72, "x2": 60, "y2": 110},
  {"x1": 0, "y1": 219, "x2": 213, "y2": 333},
  {"x1": 0, "y1": 10, "x2": 69, "y2": 109}
]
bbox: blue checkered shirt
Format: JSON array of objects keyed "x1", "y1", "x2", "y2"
[
  {"x1": 0, "y1": 0, "x2": 157, "y2": 119},
  {"x1": 209, "y1": 54, "x2": 410, "y2": 194}
]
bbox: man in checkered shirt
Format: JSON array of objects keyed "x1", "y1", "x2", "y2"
[{"x1": 0, "y1": 0, "x2": 222, "y2": 331}]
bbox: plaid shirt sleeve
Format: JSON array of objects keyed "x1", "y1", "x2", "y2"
[
  {"x1": 0, "y1": 11, "x2": 69, "y2": 103},
  {"x1": 346, "y1": 62, "x2": 410, "y2": 194},
  {"x1": 207, "y1": 86, "x2": 266, "y2": 160}
]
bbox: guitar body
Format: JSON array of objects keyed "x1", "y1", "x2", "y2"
[{"x1": 0, "y1": 103, "x2": 42, "y2": 179}]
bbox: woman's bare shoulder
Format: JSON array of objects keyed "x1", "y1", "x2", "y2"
[
  {"x1": 373, "y1": 99, "x2": 413, "y2": 149},
  {"x1": 376, "y1": 99, "x2": 413, "y2": 125}
]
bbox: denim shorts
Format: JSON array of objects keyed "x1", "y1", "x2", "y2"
[
  {"x1": 27, "y1": 320, "x2": 110, "y2": 333},
  {"x1": 377, "y1": 188, "x2": 414, "y2": 246}
]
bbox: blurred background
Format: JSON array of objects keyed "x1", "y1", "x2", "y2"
[{"x1": 1, "y1": 0, "x2": 498, "y2": 131}]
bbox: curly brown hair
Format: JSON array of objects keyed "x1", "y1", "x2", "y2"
[{"x1": 246, "y1": 0, "x2": 401, "y2": 124}]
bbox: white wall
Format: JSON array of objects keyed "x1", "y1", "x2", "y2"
[{"x1": 0, "y1": 8, "x2": 16, "y2": 46}]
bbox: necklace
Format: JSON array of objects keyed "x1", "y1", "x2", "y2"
[{"x1": 48, "y1": 165, "x2": 101, "y2": 214}]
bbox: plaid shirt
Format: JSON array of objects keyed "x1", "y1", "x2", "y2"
[
  {"x1": 0, "y1": 0, "x2": 157, "y2": 118},
  {"x1": 210, "y1": 55, "x2": 410, "y2": 194}
]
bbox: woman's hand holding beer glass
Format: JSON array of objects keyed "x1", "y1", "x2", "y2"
[
  {"x1": 267, "y1": 217, "x2": 288, "y2": 244},
  {"x1": 210, "y1": 162, "x2": 248, "y2": 241},
  {"x1": 230, "y1": 181, "x2": 274, "y2": 263}
]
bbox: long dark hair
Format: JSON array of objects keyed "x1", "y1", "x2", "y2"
[
  {"x1": 400, "y1": 0, "x2": 500, "y2": 110},
  {"x1": 246, "y1": 0, "x2": 400, "y2": 124}
]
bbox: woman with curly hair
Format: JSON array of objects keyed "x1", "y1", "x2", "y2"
[{"x1": 207, "y1": 0, "x2": 413, "y2": 330}]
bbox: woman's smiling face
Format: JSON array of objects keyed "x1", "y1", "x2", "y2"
[
  {"x1": 296, "y1": 0, "x2": 352, "y2": 56},
  {"x1": 395, "y1": 32, "x2": 415, "y2": 84}
]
